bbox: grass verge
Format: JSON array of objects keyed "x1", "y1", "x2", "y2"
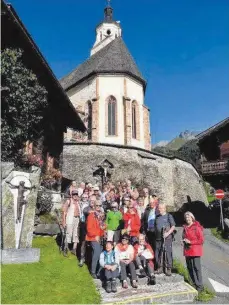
[
  {"x1": 173, "y1": 259, "x2": 215, "y2": 302},
  {"x1": 207, "y1": 195, "x2": 216, "y2": 203},
  {"x1": 211, "y1": 228, "x2": 229, "y2": 244},
  {"x1": 2, "y1": 237, "x2": 101, "y2": 304}
]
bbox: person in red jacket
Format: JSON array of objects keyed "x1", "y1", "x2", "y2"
[
  {"x1": 123, "y1": 201, "x2": 141, "y2": 244},
  {"x1": 86, "y1": 201, "x2": 106, "y2": 278},
  {"x1": 134, "y1": 234, "x2": 156, "y2": 285},
  {"x1": 182, "y1": 211, "x2": 204, "y2": 292}
]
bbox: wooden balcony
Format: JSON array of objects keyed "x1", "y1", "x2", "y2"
[{"x1": 201, "y1": 160, "x2": 228, "y2": 174}]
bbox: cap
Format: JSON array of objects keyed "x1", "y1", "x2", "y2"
[
  {"x1": 94, "y1": 186, "x2": 99, "y2": 191},
  {"x1": 72, "y1": 190, "x2": 78, "y2": 195}
]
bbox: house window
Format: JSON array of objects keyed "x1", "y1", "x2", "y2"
[
  {"x1": 107, "y1": 96, "x2": 117, "y2": 136},
  {"x1": 132, "y1": 102, "x2": 137, "y2": 139}
]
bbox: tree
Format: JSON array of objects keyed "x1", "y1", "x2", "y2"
[{"x1": 1, "y1": 48, "x2": 48, "y2": 162}]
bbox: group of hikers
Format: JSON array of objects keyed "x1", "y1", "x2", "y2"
[{"x1": 61, "y1": 180, "x2": 204, "y2": 294}]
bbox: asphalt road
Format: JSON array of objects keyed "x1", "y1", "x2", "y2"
[{"x1": 173, "y1": 227, "x2": 229, "y2": 304}]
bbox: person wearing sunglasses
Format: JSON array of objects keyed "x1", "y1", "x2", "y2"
[
  {"x1": 99, "y1": 241, "x2": 120, "y2": 293},
  {"x1": 123, "y1": 200, "x2": 141, "y2": 244},
  {"x1": 62, "y1": 190, "x2": 81, "y2": 255},
  {"x1": 134, "y1": 234, "x2": 156, "y2": 285},
  {"x1": 115, "y1": 234, "x2": 137, "y2": 289},
  {"x1": 86, "y1": 201, "x2": 106, "y2": 278},
  {"x1": 106, "y1": 202, "x2": 123, "y2": 245}
]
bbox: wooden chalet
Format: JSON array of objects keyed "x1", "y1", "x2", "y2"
[
  {"x1": 196, "y1": 117, "x2": 229, "y2": 189},
  {"x1": 1, "y1": 0, "x2": 86, "y2": 170}
]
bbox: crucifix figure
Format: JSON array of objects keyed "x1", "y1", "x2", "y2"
[{"x1": 7, "y1": 179, "x2": 32, "y2": 223}]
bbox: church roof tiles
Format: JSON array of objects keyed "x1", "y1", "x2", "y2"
[{"x1": 60, "y1": 37, "x2": 146, "y2": 91}]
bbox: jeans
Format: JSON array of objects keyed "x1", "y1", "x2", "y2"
[
  {"x1": 186, "y1": 256, "x2": 203, "y2": 291},
  {"x1": 120, "y1": 261, "x2": 137, "y2": 281},
  {"x1": 90, "y1": 241, "x2": 102, "y2": 274},
  {"x1": 135, "y1": 255, "x2": 154, "y2": 275},
  {"x1": 80, "y1": 240, "x2": 86, "y2": 259},
  {"x1": 155, "y1": 238, "x2": 173, "y2": 268},
  {"x1": 104, "y1": 268, "x2": 119, "y2": 280}
]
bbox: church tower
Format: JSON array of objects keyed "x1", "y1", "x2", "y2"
[{"x1": 60, "y1": 1, "x2": 151, "y2": 150}]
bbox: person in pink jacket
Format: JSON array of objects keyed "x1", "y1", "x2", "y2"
[{"x1": 182, "y1": 211, "x2": 204, "y2": 292}]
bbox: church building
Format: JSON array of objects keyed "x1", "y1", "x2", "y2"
[{"x1": 60, "y1": 2, "x2": 151, "y2": 150}]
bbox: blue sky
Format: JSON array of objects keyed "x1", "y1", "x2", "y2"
[{"x1": 9, "y1": 0, "x2": 229, "y2": 144}]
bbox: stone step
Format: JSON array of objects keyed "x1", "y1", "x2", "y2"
[
  {"x1": 94, "y1": 273, "x2": 184, "y2": 289},
  {"x1": 94, "y1": 273, "x2": 198, "y2": 304}
]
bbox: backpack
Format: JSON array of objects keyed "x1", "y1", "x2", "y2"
[
  {"x1": 155, "y1": 213, "x2": 176, "y2": 241},
  {"x1": 104, "y1": 250, "x2": 116, "y2": 265}
]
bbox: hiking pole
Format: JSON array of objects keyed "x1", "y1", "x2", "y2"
[{"x1": 55, "y1": 209, "x2": 68, "y2": 257}]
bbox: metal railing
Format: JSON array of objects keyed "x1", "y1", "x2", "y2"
[{"x1": 201, "y1": 160, "x2": 228, "y2": 174}]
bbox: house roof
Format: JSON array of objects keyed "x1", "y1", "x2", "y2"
[
  {"x1": 196, "y1": 117, "x2": 229, "y2": 142},
  {"x1": 60, "y1": 37, "x2": 146, "y2": 91},
  {"x1": 2, "y1": 0, "x2": 86, "y2": 132}
]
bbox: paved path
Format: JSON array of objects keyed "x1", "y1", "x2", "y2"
[{"x1": 173, "y1": 227, "x2": 229, "y2": 302}]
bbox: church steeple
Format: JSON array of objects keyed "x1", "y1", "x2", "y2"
[
  {"x1": 90, "y1": 0, "x2": 122, "y2": 56},
  {"x1": 104, "y1": 0, "x2": 113, "y2": 22}
]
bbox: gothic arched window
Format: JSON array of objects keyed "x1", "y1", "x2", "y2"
[
  {"x1": 107, "y1": 96, "x2": 117, "y2": 136},
  {"x1": 132, "y1": 101, "x2": 137, "y2": 139},
  {"x1": 85, "y1": 101, "x2": 92, "y2": 140}
]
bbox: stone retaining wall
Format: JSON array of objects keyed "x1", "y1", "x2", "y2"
[{"x1": 62, "y1": 143, "x2": 207, "y2": 211}]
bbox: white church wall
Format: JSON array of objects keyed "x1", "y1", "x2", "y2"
[
  {"x1": 125, "y1": 77, "x2": 145, "y2": 149},
  {"x1": 67, "y1": 76, "x2": 96, "y2": 109},
  {"x1": 98, "y1": 75, "x2": 125, "y2": 145}
]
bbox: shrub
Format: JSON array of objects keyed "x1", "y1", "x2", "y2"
[
  {"x1": 36, "y1": 187, "x2": 53, "y2": 214},
  {"x1": 1, "y1": 48, "x2": 48, "y2": 162}
]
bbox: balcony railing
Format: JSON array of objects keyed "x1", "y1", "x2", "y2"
[{"x1": 201, "y1": 160, "x2": 228, "y2": 174}]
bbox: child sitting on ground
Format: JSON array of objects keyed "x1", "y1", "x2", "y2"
[
  {"x1": 99, "y1": 241, "x2": 120, "y2": 293},
  {"x1": 134, "y1": 234, "x2": 156, "y2": 285}
]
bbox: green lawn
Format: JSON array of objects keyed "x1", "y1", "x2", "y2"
[
  {"x1": 173, "y1": 259, "x2": 215, "y2": 302},
  {"x1": 211, "y1": 228, "x2": 229, "y2": 244},
  {"x1": 2, "y1": 237, "x2": 100, "y2": 304},
  {"x1": 207, "y1": 195, "x2": 216, "y2": 203}
]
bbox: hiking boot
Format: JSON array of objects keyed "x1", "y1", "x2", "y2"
[
  {"x1": 149, "y1": 274, "x2": 156, "y2": 285},
  {"x1": 122, "y1": 280, "x2": 128, "y2": 289},
  {"x1": 165, "y1": 268, "x2": 172, "y2": 276},
  {"x1": 78, "y1": 259, "x2": 85, "y2": 267},
  {"x1": 105, "y1": 280, "x2": 112, "y2": 293},
  {"x1": 155, "y1": 267, "x2": 163, "y2": 274},
  {"x1": 71, "y1": 249, "x2": 76, "y2": 256},
  {"x1": 91, "y1": 273, "x2": 97, "y2": 279},
  {"x1": 132, "y1": 280, "x2": 138, "y2": 289},
  {"x1": 111, "y1": 279, "x2": 117, "y2": 293}
]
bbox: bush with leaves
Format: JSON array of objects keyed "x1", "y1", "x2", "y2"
[
  {"x1": 36, "y1": 187, "x2": 53, "y2": 214},
  {"x1": 1, "y1": 48, "x2": 48, "y2": 162}
]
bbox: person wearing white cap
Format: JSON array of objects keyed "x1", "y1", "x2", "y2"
[
  {"x1": 93, "y1": 185, "x2": 102, "y2": 201},
  {"x1": 106, "y1": 202, "x2": 123, "y2": 245}
]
